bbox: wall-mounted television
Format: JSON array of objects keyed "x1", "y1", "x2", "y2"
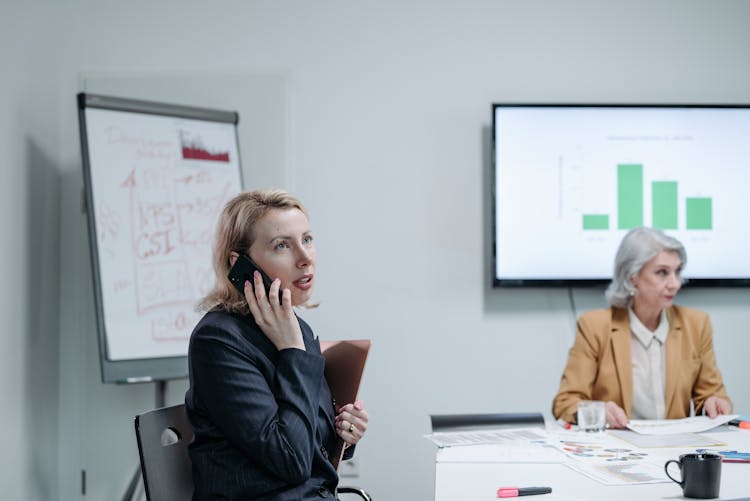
[{"x1": 492, "y1": 104, "x2": 750, "y2": 287}]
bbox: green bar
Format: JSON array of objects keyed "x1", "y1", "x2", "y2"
[
  {"x1": 618, "y1": 164, "x2": 643, "y2": 229},
  {"x1": 583, "y1": 214, "x2": 609, "y2": 230},
  {"x1": 686, "y1": 197, "x2": 712, "y2": 229},
  {"x1": 652, "y1": 181, "x2": 678, "y2": 229}
]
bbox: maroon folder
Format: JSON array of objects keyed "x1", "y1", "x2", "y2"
[{"x1": 319, "y1": 339, "x2": 371, "y2": 470}]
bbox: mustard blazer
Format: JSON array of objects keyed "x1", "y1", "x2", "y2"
[{"x1": 552, "y1": 305, "x2": 731, "y2": 424}]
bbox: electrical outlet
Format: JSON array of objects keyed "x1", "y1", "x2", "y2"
[{"x1": 339, "y1": 457, "x2": 360, "y2": 477}]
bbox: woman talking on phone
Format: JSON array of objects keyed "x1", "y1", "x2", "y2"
[{"x1": 185, "y1": 189, "x2": 368, "y2": 500}]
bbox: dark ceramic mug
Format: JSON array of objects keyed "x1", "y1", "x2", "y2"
[{"x1": 665, "y1": 452, "x2": 722, "y2": 499}]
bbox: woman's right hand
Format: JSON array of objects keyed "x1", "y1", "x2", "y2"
[
  {"x1": 244, "y1": 272, "x2": 305, "y2": 351},
  {"x1": 605, "y1": 401, "x2": 629, "y2": 429}
]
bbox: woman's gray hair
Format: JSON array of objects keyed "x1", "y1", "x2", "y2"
[{"x1": 605, "y1": 227, "x2": 687, "y2": 308}]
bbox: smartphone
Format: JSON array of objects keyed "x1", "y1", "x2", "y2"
[{"x1": 227, "y1": 253, "x2": 282, "y2": 304}]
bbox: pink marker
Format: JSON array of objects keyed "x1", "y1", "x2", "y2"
[{"x1": 497, "y1": 486, "x2": 552, "y2": 498}]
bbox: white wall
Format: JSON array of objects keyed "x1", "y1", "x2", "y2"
[
  {"x1": 2, "y1": 1, "x2": 750, "y2": 499},
  {"x1": 1, "y1": 4, "x2": 62, "y2": 500}
]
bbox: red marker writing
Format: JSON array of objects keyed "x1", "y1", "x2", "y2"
[{"x1": 497, "y1": 486, "x2": 552, "y2": 498}]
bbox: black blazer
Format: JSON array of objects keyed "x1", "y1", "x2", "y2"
[{"x1": 185, "y1": 310, "x2": 347, "y2": 500}]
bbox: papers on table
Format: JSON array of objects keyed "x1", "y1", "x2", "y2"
[
  {"x1": 564, "y1": 460, "x2": 668, "y2": 485},
  {"x1": 546, "y1": 430, "x2": 668, "y2": 485},
  {"x1": 627, "y1": 415, "x2": 738, "y2": 435},
  {"x1": 428, "y1": 427, "x2": 672, "y2": 485},
  {"x1": 425, "y1": 427, "x2": 548, "y2": 448},
  {"x1": 609, "y1": 429, "x2": 727, "y2": 448},
  {"x1": 427, "y1": 426, "x2": 566, "y2": 463},
  {"x1": 426, "y1": 416, "x2": 741, "y2": 487},
  {"x1": 628, "y1": 414, "x2": 738, "y2": 435},
  {"x1": 600, "y1": 415, "x2": 738, "y2": 447},
  {"x1": 696, "y1": 449, "x2": 750, "y2": 463},
  {"x1": 437, "y1": 441, "x2": 566, "y2": 464}
]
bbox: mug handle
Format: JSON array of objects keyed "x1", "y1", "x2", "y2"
[{"x1": 664, "y1": 459, "x2": 683, "y2": 486}]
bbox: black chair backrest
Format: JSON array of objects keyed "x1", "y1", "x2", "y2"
[
  {"x1": 430, "y1": 412, "x2": 545, "y2": 432},
  {"x1": 134, "y1": 404, "x2": 195, "y2": 501}
]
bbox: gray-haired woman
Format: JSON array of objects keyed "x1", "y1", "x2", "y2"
[{"x1": 552, "y1": 227, "x2": 732, "y2": 429}]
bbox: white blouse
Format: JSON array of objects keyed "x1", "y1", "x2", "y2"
[{"x1": 629, "y1": 308, "x2": 668, "y2": 420}]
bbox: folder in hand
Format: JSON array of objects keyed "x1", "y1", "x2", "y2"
[{"x1": 320, "y1": 339, "x2": 371, "y2": 470}]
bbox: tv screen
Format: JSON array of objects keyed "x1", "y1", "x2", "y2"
[{"x1": 492, "y1": 104, "x2": 750, "y2": 286}]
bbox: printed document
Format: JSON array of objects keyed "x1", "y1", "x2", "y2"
[{"x1": 627, "y1": 415, "x2": 737, "y2": 435}]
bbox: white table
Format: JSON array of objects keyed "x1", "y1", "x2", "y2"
[{"x1": 434, "y1": 428, "x2": 750, "y2": 500}]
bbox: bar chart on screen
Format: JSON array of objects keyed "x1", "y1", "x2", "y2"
[
  {"x1": 494, "y1": 105, "x2": 750, "y2": 282},
  {"x1": 581, "y1": 163, "x2": 713, "y2": 232}
]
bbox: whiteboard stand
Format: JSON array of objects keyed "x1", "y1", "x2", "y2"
[
  {"x1": 154, "y1": 379, "x2": 167, "y2": 409},
  {"x1": 77, "y1": 92, "x2": 242, "y2": 383}
]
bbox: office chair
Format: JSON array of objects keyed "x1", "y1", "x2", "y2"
[
  {"x1": 430, "y1": 412, "x2": 545, "y2": 432},
  {"x1": 134, "y1": 404, "x2": 194, "y2": 501},
  {"x1": 134, "y1": 404, "x2": 372, "y2": 501}
]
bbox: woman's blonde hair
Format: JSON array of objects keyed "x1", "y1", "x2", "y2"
[{"x1": 199, "y1": 189, "x2": 307, "y2": 314}]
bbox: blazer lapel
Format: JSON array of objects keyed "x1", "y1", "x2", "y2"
[
  {"x1": 610, "y1": 308, "x2": 633, "y2": 417},
  {"x1": 664, "y1": 306, "x2": 682, "y2": 416}
]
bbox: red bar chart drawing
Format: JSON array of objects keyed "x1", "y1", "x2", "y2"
[{"x1": 180, "y1": 129, "x2": 230, "y2": 162}]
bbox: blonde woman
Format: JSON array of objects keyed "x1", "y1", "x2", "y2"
[{"x1": 186, "y1": 189, "x2": 368, "y2": 500}]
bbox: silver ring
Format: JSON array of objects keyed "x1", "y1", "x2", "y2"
[{"x1": 348, "y1": 423, "x2": 355, "y2": 433}]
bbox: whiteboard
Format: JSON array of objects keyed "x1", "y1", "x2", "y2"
[{"x1": 77, "y1": 93, "x2": 243, "y2": 382}]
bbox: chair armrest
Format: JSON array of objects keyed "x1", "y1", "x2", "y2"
[{"x1": 338, "y1": 486, "x2": 373, "y2": 500}]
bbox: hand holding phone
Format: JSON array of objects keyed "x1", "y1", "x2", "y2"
[
  {"x1": 228, "y1": 254, "x2": 282, "y2": 305},
  {"x1": 228, "y1": 253, "x2": 303, "y2": 350}
]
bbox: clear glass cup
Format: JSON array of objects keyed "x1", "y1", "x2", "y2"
[{"x1": 577, "y1": 400, "x2": 606, "y2": 432}]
